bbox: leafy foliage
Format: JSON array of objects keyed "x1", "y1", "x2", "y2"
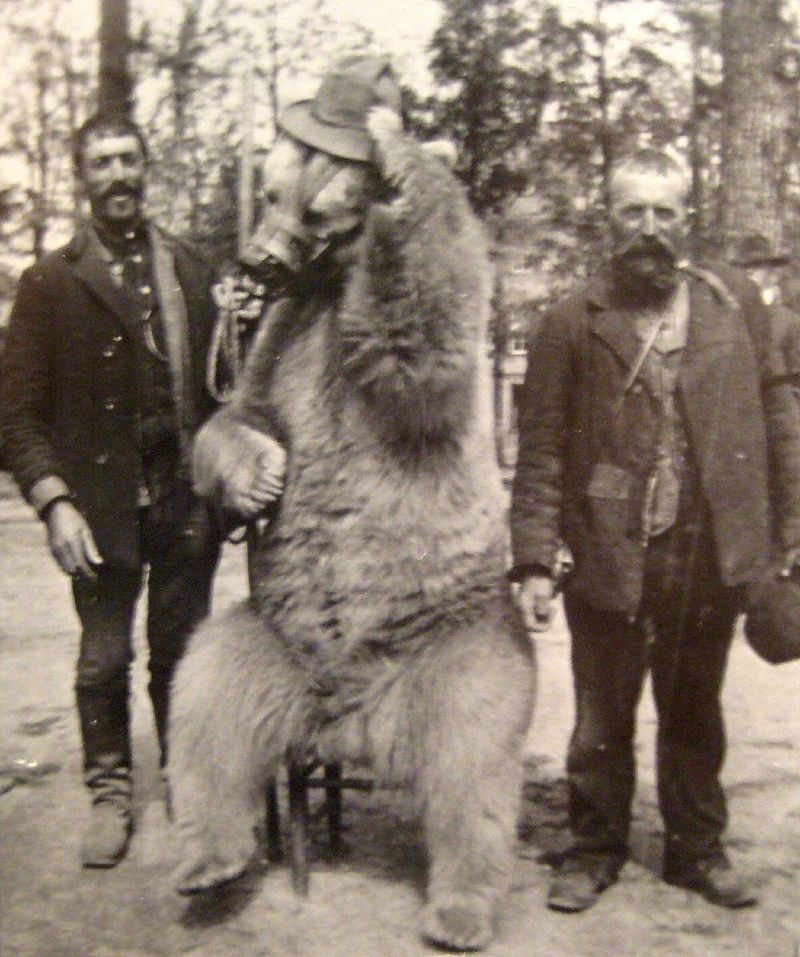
[
  {"x1": 131, "y1": 0, "x2": 379, "y2": 259},
  {"x1": 0, "y1": 0, "x2": 96, "y2": 264},
  {"x1": 424, "y1": 0, "x2": 549, "y2": 214},
  {"x1": 2, "y1": 0, "x2": 800, "y2": 326}
]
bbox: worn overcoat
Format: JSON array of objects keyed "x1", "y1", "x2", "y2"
[
  {"x1": 0, "y1": 228, "x2": 218, "y2": 569},
  {"x1": 510, "y1": 262, "x2": 800, "y2": 618}
]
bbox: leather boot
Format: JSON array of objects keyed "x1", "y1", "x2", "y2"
[
  {"x1": 80, "y1": 757, "x2": 132, "y2": 868},
  {"x1": 547, "y1": 852, "x2": 622, "y2": 913},
  {"x1": 664, "y1": 852, "x2": 758, "y2": 908}
]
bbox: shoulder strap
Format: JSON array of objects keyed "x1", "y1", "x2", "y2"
[
  {"x1": 611, "y1": 263, "x2": 740, "y2": 419},
  {"x1": 677, "y1": 260, "x2": 741, "y2": 312},
  {"x1": 611, "y1": 315, "x2": 666, "y2": 418}
]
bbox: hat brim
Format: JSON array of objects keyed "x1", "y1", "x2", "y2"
[{"x1": 279, "y1": 101, "x2": 372, "y2": 162}]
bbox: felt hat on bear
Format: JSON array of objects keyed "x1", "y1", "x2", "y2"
[{"x1": 279, "y1": 55, "x2": 402, "y2": 163}]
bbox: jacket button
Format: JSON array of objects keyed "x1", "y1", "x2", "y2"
[
  {"x1": 95, "y1": 453, "x2": 109, "y2": 466},
  {"x1": 112, "y1": 334, "x2": 123, "y2": 343},
  {"x1": 102, "y1": 346, "x2": 115, "y2": 358},
  {"x1": 103, "y1": 398, "x2": 116, "y2": 411}
]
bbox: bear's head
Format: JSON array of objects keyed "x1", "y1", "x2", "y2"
[
  {"x1": 239, "y1": 56, "x2": 400, "y2": 284},
  {"x1": 237, "y1": 57, "x2": 491, "y2": 453},
  {"x1": 239, "y1": 134, "x2": 376, "y2": 282}
]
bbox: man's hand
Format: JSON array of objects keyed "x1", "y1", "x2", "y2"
[
  {"x1": 46, "y1": 500, "x2": 103, "y2": 579},
  {"x1": 516, "y1": 572, "x2": 556, "y2": 633},
  {"x1": 779, "y1": 546, "x2": 800, "y2": 578}
]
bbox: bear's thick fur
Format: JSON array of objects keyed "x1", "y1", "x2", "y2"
[{"x1": 167, "y1": 112, "x2": 536, "y2": 951}]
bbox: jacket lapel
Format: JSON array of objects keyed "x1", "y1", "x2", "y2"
[
  {"x1": 65, "y1": 228, "x2": 146, "y2": 341},
  {"x1": 588, "y1": 269, "x2": 742, "y2": 405},
  {"x1": 679, "y1": 272, "x2": 741, "y2": 402},
  {"x1": 149, "y1": 224, "x2": 194, "y2": 458},
  {"x1": 677, "y1": 271, "x2": 754, "y2": 482}
]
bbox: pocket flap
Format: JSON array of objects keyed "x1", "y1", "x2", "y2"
[{"x1": 587, "y1": 463, "x2": 631, "y2": 500}]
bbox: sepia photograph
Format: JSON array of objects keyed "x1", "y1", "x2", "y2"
[{"x1": 1, "y1": 1, "x2": 800, "y2": 955}]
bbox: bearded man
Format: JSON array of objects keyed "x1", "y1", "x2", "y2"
[
  {"x1": 0, "y1": 113, "x2": 228, "y2": 868},
  {"x1": 510, "y1": 147, "x2": 800, "y2": 912}
]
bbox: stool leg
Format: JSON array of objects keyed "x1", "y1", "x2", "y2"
[
  {"x1": 287, "y1": 761, "x2": 310, "y2": 896},
  {"x1": 264, "y1": 778, "x2": 282, "y2": 862},
  {"x1": 324, "y1": 763, "x2": 343, "y2": 855}
]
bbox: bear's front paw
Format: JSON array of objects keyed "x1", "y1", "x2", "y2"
[
  {"x1": 366, "y1": 105, "x2": 403, "y2": 149},
  {"x1": 420, "y1": 895, "x2": 494, "y2": 952},
  {"x1": 366, "y1": 106, "x2": 410, "y2": 192},
  {"x1": 193, "y1": 418, "x2": 286, "y2": 520},
  {"x1": 220, "y1": 446, "x2": 285, "y2": 519}
]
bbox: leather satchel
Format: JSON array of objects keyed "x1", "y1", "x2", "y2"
[{"x1": 744, "y1": 563, "x2": 800, "y2": 664}]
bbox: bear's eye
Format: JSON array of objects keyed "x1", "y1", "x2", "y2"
[{"x1": 264, "y1": 190, "x2": 279, "y2": 206}]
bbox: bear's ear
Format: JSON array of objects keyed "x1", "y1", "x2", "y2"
[{"x1": 422, "y1": 140, "x2": 458, "y2": 170}]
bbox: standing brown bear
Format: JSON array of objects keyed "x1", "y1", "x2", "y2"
[{"x1": 167, "y1": 56, "x2": 536, "y2": 952}]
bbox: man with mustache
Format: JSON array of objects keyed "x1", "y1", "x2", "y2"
[
  {"x1": 510, "y1": 148, "x2": 800, "y2": 912},
  {"x1": 0, "y1": 113, "x2": 231, "y2": 867}
]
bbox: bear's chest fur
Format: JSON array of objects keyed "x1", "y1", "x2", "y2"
[{"x1": 248, "y1": 308, "x2": 507, "y2": 665}]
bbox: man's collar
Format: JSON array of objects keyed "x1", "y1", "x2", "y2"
[
  {"x1": 91, "y1": 216, "x2": 148, "y2": 256},
  {"x1": 64, "y1": 218, "x2": 151, "y2": 261}
]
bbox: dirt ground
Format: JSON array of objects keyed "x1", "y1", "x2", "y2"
[{"x1": 2, "y1": 471, "x2": 800, "y2": 957}]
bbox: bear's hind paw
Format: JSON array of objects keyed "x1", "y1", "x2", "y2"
[
  {"x1": 420, "y1": 896, "x2": 494, "y2": 952},
  {"x1": 175, "y1": 853, "x2": 249, "y2": 896}
]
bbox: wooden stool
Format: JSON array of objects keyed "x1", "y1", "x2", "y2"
[{"x1": 265, "y1": 758, "x2": 374, "y2": 895}]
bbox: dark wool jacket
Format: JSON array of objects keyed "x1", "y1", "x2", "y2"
[
  {"x1": 772, "y1": 303, "x2": 800, "y2": 384},
  {"x1": 0, "y1": 226, "x2": 218, "y2": 568},
  {"x1": 510, "y1": 262, "x2": 800, "y2": 618}
]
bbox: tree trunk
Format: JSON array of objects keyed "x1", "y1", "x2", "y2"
[
  {"x1": 32, "y1": 50, "x2": 49, "y2": 260},
  {"x1": 266, "y1": 1, "x2": 280, "y2": 128},
  {"x1": 595, "y1": 0, "x2": 613, "y2": 216},
  {"x1": 718, "y1": 0, "x2": 792, "y2": 253},
  {"x1": 687, "y1": 12, "x2": 704, "y2": 257},
  {"x1": 238, "y1": 57, "x2": 255, "y2": 256},
  {"x1": 98, "y1": 0, "x2": 132, "y2": 116},
  {"x1": 60, "y1": 38, "x2": 82, "y2": 223}
]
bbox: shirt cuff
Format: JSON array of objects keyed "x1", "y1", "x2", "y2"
[{"x1": 29, "y1": 476, "x2": 72, "y2": 519}]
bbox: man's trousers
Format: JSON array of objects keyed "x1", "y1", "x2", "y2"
[
  {"x1": 72, "y1": 494, "x2": 220, "y2": 773},
  {"x1": 562, "y1": 523, "x2": 742, "y2": 874}
]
